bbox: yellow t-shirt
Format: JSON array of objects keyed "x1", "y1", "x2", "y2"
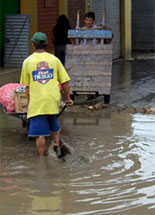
[{"x1": 20, "y1": 52, "x2": 70, "y2": 118}]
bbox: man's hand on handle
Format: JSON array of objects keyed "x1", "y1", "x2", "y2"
[
  {"x1": 65, "y1": 99, "x2": 74, "y2": 107},
  {"x1": 61, "y1": 82, "x2": 74, "y2": 108}
]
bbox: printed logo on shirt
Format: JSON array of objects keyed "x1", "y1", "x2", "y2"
[{"x1": 32, "y1": 62, "x2": 53, "y2": 84}]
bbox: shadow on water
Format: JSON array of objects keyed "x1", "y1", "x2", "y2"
[{"x1": 0, "y1": 105, "x2": 155, "y2": 215}]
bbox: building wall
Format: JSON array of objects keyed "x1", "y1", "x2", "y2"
[
  {"x1": 68, "y1": 0, "x2": 86, "y2": 28},
  {"x1": 37, "y1": 0, "x2": 58, "y2": 52},
  {"x1": 92, "y1": 0, "x2": 121, "y2": 59},
  {"x1": 0, "y1": 0, "x2": 19, "y2": 66},
  {"x1": 132, "y1": 0, "x2": 155, "y2": 51},
  {"x1": 59, "y1": 0, "x2": 68, "y2": 16},
  {"x1": 21, "y1": 0, "x2": 38, "y2": 54}
]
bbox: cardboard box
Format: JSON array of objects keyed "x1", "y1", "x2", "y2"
[{"x1": 13, "y1": 91, "x2": 28, "y2": 113}]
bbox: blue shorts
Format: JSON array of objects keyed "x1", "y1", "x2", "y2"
[{"x1": 28, "y1": 115, "x2": 60, "y2": 137}]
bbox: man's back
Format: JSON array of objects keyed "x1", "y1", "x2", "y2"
[{"x1": 20, "y1": 52, "x2": 70, "y2": 118}]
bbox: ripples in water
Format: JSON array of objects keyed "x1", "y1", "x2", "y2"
[
  {"x1": 0, "y1": 112, "x2": 155, "y2": 215},
  {"x1": 66, "y1": 114, "x2": 155, "y2": 215}
]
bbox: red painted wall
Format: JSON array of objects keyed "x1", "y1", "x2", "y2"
[
  {"x1": 37, "y1": 0, "x2": 58, "y2": 51},
  {"x1": 37, "y1": 0, "x2": 86, "y2": 50}
]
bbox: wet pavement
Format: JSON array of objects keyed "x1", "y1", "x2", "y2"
[
  {"x1": 0, "y1": 67, "x2": 21, "y2": 86},
  {"x1": 0, "y1": 57, "x2": 155, "y2": 215},
  {"x1": 111, "y1": 59, "x2": 155, "y2": 108}
]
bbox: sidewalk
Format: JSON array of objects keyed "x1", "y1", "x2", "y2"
[
  {"x1": 73, "y1": 53, "x2": 155, "y2": 110},
  {"x1": 0, "y1": 67, "x2": 21, "y2": 86},
  {"x1": 111, "y1": 58, "x2": 155, "y2": 108},
  {"x1": 132, "y1": 50, "x2": 155, "y2": 60}
]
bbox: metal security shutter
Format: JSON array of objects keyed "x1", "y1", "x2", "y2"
[
  {"x1": 4, "y1": 14, "x2": 30, "y2": 67},
  {"x1": 92, "y1": 0, "x2": 121, "y2": 59},
  {"x1": 132, "y1": 0, "x2": 155, "y2": 51}
]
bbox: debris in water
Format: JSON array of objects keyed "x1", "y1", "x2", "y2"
[
  {"x1": 88, "y1": 103, "x2": 108, "y2": 111},
  {"x1": 146, "y1": 107, "x2": 155, "y2": 114}
]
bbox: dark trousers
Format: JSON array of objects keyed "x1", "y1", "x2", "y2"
[{"x1": 55, "y1": 45, "x2": 66, "y2": 65}]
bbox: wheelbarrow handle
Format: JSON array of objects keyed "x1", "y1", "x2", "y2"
[{"x1": 56, "y1": 105, "x2": 67, "y2": 119}]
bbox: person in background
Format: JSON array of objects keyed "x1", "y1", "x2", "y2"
[
  {"x1": 20, "y1": 32, "x2": 73, "y2": 157},
  {"x1": 83, "y1": 12, "x2": 98, "y2": 100},
  {"x1": 80, "y1": 11, "x2": 96, "y2": 45},
  {"x1": 53, "y1": 15, "x2": 71, "y2": 65},
  {"x1": 83, "y1": 11, "x2": 95, "y2": 29}
]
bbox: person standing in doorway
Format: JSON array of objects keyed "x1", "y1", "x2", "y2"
[
  {"x1": 53, "y1": 15, "x2": 71, "y2": 65},
  {"x1": 83, "y1": 11, "x2": 95, "y2": 29},
  {"x1": 20, "y1": 32, "x2": 73, "y2": 156},
  {"x1": 82, "y1": 12, "x2": 98, "y2": 100}
]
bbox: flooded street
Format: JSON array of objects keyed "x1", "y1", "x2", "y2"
[
  {"x1": 0, "y1": 108, "x2": 155, "y2": 215},
  {"x1": 0, "y1": 59, "x2": 155, "y2": 215}
]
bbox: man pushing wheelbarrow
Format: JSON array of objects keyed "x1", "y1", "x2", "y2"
[{"x1": 20, "y1": 32, "x2": 73, "y2": 157}]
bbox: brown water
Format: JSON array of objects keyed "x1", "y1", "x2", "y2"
[{"x1": 0, "y1": 106, "x2": 155, "y2": 215}]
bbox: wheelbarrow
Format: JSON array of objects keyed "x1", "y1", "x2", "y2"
[{"x1": 2, "y1": 102, "x2": 67, "y2": 130}]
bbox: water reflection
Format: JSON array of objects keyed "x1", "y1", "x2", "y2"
[{"x1": 0, "y1": 107, "x2": 155, "y2": 215}]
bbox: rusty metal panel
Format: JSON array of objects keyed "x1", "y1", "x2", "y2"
[
  {"x1": 65, "y1": 44, "x2": 113, "y2": 95},
  {"x1": 4, "y1": 14, "x2": 30, "y2": 67}
]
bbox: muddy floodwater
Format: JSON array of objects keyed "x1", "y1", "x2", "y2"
[
  {"x1": 0, "y1": 59, "x2": 155, "y2": 215},
  {"x1": 0, "y1": 106, "x2": 155, "y2": 215}
]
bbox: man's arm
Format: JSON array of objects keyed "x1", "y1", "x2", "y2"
[
  {"x1": 25, "y1": 86, "x2": 30, "y2": 105},
  {"x1": 61, "y1": 82, "x2": 73, "y2": 107}
]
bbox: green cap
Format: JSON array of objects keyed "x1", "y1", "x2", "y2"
[{"x1": 31, "y1": 32, "x2": 48, "y2": 45}]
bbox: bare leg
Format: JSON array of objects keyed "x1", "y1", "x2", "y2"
[
  {"x1": 36, "y1": 136, "x2": 46, "y2": 156},
  {"x1": 51, "y1": 132, "x2": 60, "y2": 149}
]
